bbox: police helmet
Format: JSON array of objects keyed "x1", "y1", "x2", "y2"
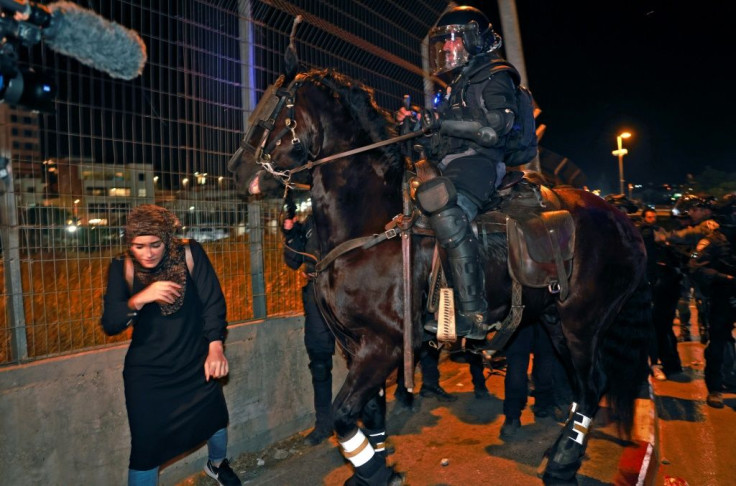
[
  {"x1": 428, "y1": 6, "x2": 502, "y2": 76},
  {"x1": 671, "y1": 194, "x2": 715, "y2": 217}
]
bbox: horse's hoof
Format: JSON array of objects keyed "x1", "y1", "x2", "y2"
[
  {"x1": 542, "y1": 472, "x2": 578, "y2": 486},
  {"x1": 343, "y1": 467, "x2": 404, "y2": 486},
  {"x1": 388, "y1": 471, "x2": 405, "y2": 485}
]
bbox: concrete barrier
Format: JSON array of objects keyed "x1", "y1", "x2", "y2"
[{"x1": 0, "y1": 316, "x2": 347, "y2": 485}]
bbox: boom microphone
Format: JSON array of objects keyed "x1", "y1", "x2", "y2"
[{"x1": 42, "y1": 1, "x2": 147, "y2": 80}]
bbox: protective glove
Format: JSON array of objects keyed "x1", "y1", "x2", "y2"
[{"x1": 420, "y1": 109, "x2": 441, "y2": 133}]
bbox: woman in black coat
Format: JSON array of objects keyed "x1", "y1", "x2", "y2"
[{"x1": 102, "y1": 205, "x2": 240, "y2": 486}]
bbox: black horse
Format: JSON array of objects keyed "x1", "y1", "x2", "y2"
[{"x1": 229, "y1": 68, "x2": 651, "y2": 485}]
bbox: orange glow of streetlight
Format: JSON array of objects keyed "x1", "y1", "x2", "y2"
[{"x1": 612, "y1": 131, "x2": 633, "y2": 195}]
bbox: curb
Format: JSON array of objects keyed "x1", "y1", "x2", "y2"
[{"x1": 613, "y1": 381, "x2": 658, "y2": 485}]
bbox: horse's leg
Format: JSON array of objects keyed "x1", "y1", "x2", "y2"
[
  {"x1": 334, "y1": 344, "x2": 402, "y2": 486},
  {"x1": 542, "y1": 279, "x2": 651, "y2": 485},
  {"x1": 536, "y1": 303, "x2": 607, "y2": 485},
  {"x1": 360, "y1": 388, "x2": 390, "y2": 458},
  {"x1": 539, "y1": 349, "x2": 599, "y2": 484}
]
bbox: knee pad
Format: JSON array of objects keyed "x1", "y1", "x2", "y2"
[
  {"x1": 415, "y1": 177, "x2": 457, "y2": 214},
  {"x1": 309, "y1": 359, "x2": 333, "y2": 382},
  {"x1": 430, "y1": 206, "x2": 470, "y2": 248}
]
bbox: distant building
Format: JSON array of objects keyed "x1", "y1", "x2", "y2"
[
  {"x1": 0, "y1": 104, "x2": 44, "y2": 205},
  {"x1": 48, "y1": 159, "x2": 155, "y2": 226}
]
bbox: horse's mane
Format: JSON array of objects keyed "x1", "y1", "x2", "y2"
[{"x1": 296, "y1": 68, "x2": 404, "y2": 181}]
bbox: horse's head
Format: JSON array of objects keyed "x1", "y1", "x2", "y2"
[
  {"x1": 227, "y1": 73, "x2": 315, "y2": 198},
  {"x1": 227, "y1": 69, "x2": 403, "y2": 201}
]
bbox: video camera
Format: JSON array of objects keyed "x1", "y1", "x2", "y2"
[{"x1": 0, "y1": 0, "x2": 57, "y2": 113}]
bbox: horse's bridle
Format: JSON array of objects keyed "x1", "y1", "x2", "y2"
[
  {"x1": 228, "y1": 73, "x2": 428, "y2": 190},
  {"x1": 227, "y1": 74, "x2": 312, "y2": 189}
]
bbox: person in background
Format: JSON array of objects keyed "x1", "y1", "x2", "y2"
[
  {"x1": 101, "y1": 204, "x2": 241, "y2": 486},
  {"x1": 655, "y1": 196, "x2": 721, "y2": 368},
  {"x1": 638, "y1": 207, "x2": 681, "y2": 380},
  {"x1": 688, "y1": 224, "x2": 736, "y2": 408},
  {"x1": 656, "y1": 196, "x2": 720, "y2": 247},
  {"x1": 282, "y1": 208, "x2": 336, "y2": 446},
  {"x1": 500, "y1": 321, "x2": 570, "y2": 438},
  {"x1": 676, "y1": 282, "x2": 694, "y2": 342},
  {"x1": 394, "y1": 341, "x2": 490, "y2": 407}
]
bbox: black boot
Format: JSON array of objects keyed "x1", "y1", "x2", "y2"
[
  {"x1": 305, "y1": 358, "x2": 333, "y2": 446},
  {"x1": 426, "y1": 206, "x2": 490, "y2": 340}
]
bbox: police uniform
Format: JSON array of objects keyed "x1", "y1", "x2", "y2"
[
  {"x1": 689, "y1": 229, "x2": 736, "y2": 408},
  {"x1": 283, "y1": 215, "x2": 336, "y2": 442},
  {"x1": 415, "y1": 6, "x2": 532, "y2": 339}
]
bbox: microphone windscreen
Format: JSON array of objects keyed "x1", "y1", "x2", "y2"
[{"x1": 44, "y1": 1, "x2": 147, "y2": 80}]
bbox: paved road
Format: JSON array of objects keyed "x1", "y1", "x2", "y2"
[
  {"x1": 182, "y1": 317, "x2": 736, "y2": 486},
  {"x1": 185, "y1": 354, "x2": 652, "y2": 486},
  {"x1": 651, "y1": 340, "x2": 736, "y2": 485}
]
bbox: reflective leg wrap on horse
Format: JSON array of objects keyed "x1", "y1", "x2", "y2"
[
  {"x1": 340, "y1": 429, "x2": 401, "y2": 485},
  {"x1": 364, "y1": 427, "x2": 390, "y2": 458},
  {"x1": 543, "y1": 402, "x2": 591, "y2": 484}
]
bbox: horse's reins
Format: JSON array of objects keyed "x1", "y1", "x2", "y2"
[
  {"x1": 232, "y1": 70, "x2": 430, "y2": 191},
  {"x1": 288, "y1": 128, "x2": 429, "y2": 176}
]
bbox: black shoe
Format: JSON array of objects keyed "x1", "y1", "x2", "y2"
[
  {"x1": 706, "y1": 392, "x2": 724, "y2": 409},
  {"x1": 304, "y1": 425, "x2": 332, "y2": 446},
  {"x1": 699, "y1": 332, "x2": 709, "y2": 345},
  {"x1": 662, "y1": 365, "x2": 683, "y2": 376},
  {"x1": 533, "y1": 404, "x2": 559, "y2": 419},
  {"x1": 204, "y1": 458, "x2": 242, "y2": 486},
  {"x1": 394, "y1": 386, "x2": 415, "y2": 409},
  {"x1": 474, "y1": 387, "x2": 491, "y2": 400},
  {"x1": 500, "y1": 417, "x2": 521, "y2": 438},
  {"x1": 419, "y1": 384, "x2": 458, "y2": 402}
]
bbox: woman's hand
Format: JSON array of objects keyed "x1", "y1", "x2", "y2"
[
  {"x1": 128, "y1": 281, "x2": 182, "y2": 310},
  {"x1": 204, "y1": 340, "x2": 229, "y2": 381}
]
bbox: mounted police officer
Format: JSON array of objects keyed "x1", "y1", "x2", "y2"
[{"x1": 413, "y1": 6, "x2": 535, "y2": 339}]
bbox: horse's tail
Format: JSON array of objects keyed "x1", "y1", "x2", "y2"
[{"x1": 598, "y1": 275, "x2": 652, "y2": 432}]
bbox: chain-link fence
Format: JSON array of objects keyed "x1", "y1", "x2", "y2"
[{"x1": 0, "y1": 0, "x2": 450, "y2": 365}]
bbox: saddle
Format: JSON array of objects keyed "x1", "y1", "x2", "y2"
[{"x1": 409, "y1": 163, "x2": 575, "y2": 302}]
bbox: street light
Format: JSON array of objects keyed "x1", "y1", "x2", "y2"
[{"x1": 612, "y1": 131, "x2": 631, "y2": 195}]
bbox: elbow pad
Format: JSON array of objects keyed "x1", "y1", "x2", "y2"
[{"x1": 485, "y1": 108, "x2": 515, "y2": 136}]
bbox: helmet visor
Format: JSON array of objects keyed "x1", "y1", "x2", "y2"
[{"x1": 428, "y1": 25, "x2": 469, "y2": 75}]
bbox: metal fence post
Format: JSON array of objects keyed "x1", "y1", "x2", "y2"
[
  {"x1": 247, "y1": 202, "x2": 266, "y2": 319},
  {"x1": 0, "y1": 159, "x2": 28, "y2": 362}
]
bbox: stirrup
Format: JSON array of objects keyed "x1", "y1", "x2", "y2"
[
  {"x1": 436, "y1": 288, "x2": 456, "y2": 341},
  {"x1": 461, "y1": 313, "x2": 491, "y2": 341}
]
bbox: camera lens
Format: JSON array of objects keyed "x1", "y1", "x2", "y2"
[{"x1": 0, "y1": 67, "x2": 56, "y2": 113}]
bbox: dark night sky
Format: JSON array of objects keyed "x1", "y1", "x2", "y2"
[{"x1": 474, "y1": 0, "x2": 734, "y2": 191}]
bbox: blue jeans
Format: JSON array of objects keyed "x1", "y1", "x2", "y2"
[{"x1": 128, "y1": 428, "x2": 228, "y2": 485}]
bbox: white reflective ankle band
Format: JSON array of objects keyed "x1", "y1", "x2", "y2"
[
  {"x1": 369, "y1": 431, "x2": 386, "y2": 452},
  {"x1": 340, "y1": 429, "x2": 375, "y2": 467},
  {"x1": 566, "y1": 401, "x2": 578, "y2": 423},
  {"x1": 569, "y1": 411, "x2": 592, "y2": 445}
]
